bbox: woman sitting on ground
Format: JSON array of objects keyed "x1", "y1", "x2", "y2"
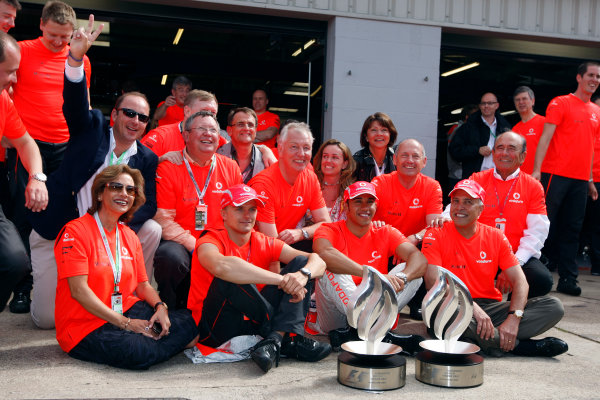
[
  {"x1": 353, "y1": 112, "x2": 398, "y2": 182},
  {"x1": 54, "y1": 164, "x2": 198, "y2": 370}
]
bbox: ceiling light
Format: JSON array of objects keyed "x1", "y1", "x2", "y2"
[
  {"x1": 444, "y1": 121, "x2": 459, "y2": 126},
  {"x1": 451, "y1": 108, "x2": 463, "y2": 115},
  {"x1": 292, "y1": 48, "x2": 302, "y2": 57},
  {"x1": 269, "y1": 107, "x2": 299, "y2": 113},
  {"x1": 293, "y1": 82, "x2": 309, "y2": 87},
  {"x1": 76, "y1": 19, "x2": 110, "y2": 34},
  {"x1": 441, "y1": 62, "x2": 480, "y2": 77},
  {"x1": 284, "y1": 90, "x2": 308, "y2": 96},
  {"x1": 161, "y1": 74, "x2": 168, "y2": 85},
  {"x1": 500, "y1": 110, "x2": 517, "y2": 116},
  {"x1": 173, "y1": 28, "x2": 184, "y2": 45},
  {"x1": 311, "y1": 85, "x2": 322, "y2": 97},
  {"x1": 303, "y1": 39, "x2": 316, "y2": 50}
]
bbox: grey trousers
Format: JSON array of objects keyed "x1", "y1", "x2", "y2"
[{"x1": 462, "y1": 296, "x2": 564, "y2": 354}]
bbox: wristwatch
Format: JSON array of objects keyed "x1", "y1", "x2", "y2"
[
  {"x1": 395, "y1": 272, "x2": 408, "y2": 285},
  {"x1": 301, "y1": 229, "x2": 309, "y2": 240},
  {"x1": 30, "y1": 172, "x2": 47, "y2": 182},
  {"x1": 299, "y1": 267, "x2": 312, "y2": 280},
  {"x1": 508, "y1": 309, "x2": 524, "y2": 318},
  {"x1": 414, "y1": 232, "x2": 424, "y2": 241},
  {"x1": 154, "y1": 301, "x2": 168, "y2": 312}
]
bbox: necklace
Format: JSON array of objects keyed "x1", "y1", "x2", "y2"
[{"x1": 323, "y1": 180, "x2": 340, "y2": 187}]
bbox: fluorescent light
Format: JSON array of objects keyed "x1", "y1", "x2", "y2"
[
  {"x1": 269, "y1": 107, "x2": 299, "y2": 113},
  {"x1": 92, "y1": 40, "x2": 109, "y2": 47},
  {"x1": 292, "y1": 48, "x2": 302, "y2": 57},
  {"x1": 173, "y1": 28, "x2": 184, "y2": 45},
  {"x1": 311, "y1": 85, "x2": 322, "y2": 97},
  {"x1": 293, "y1": 82, "x2": 309, "y2": 87},
  {"x1": 161, "y1": 75, "x2": 168, "y2": 85},
  {"x1": 451, "y1": 108, "x2": 462, "y2": 115},
  {"x1": 76, "y1": 19, "x2": 110, "y2": 34},
  {"x1": 284, "y1": 90, "x2": 308, "y2": 96},
  {"x1": 500, "y1": 110, "x2": 517, "y2": 116},
  {"x1": 441, "y1": 62, "x2": 480, "y2": 77},
  {"x1": 444, "y1": 121, "x2": 459, "y2": 126},
  {"x1": 303, "y1": 39, "x2": 316, "y2": 50}
]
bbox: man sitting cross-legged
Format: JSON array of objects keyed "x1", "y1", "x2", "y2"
[
  {"x1": 313, "y1": 181, "x2": 428, "y2": 355},
  {"x1": 188, "y1": 184, "x2": 331, "y2": 373}
]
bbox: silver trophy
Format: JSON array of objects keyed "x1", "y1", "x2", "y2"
[
  {"x1": 416, "y1": 266, "x2": 484, "y2": 388},
  {"x1": 337, "y1": 266, "x2": 406, "y2": 391}
]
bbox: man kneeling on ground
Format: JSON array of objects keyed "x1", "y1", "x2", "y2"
[
  {"x1": 313, "y1": 181, "x2": 428, "y2": 355},
  {"x1": 187, "y1": 184, "x2": 331, "y2": 372}
]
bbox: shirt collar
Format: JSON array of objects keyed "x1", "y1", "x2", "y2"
[
  {"x1": 493, "y1": 167, "x2": 520, "y2": 181},
  {"x1": 109, "y1": 128, "x2": 137, "y2": 159}
]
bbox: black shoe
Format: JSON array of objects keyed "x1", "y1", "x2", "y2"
[
  {"x1": 512, "y1": 337, "x2": 568, "y2": 357},
  {"x1": 250, "y1": 336, "x2": 281, "y2": 373},
  {"x1": 557, "y1": 278, "x2": 582, "y2": 296},
  {"x1": 409, "y1": 306, "x2": 422, "y2": 321},
  {"x1": 281, "y1": 334, "x2": 332, "y2": 362},
  {"x1": 9, "y1": 292, "x2": 30, "y2": 314},
  {"x1": 328, "y1": 327, "x2": 359, "y2": 351},
  {"x1": 383, "y1": 333, "x2": 425, "y2": 356}
]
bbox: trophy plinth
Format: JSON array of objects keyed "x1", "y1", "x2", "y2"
[
  {"x1": 416, "y1": 267, "x2": 484, "y2": 388},
  {"x1": 337, "y1": 266, "x2": 405, "y2": 391}
]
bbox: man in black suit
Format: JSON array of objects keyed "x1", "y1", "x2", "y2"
[
  {"x1": 27, "y1": 16, "x2": 160, "y2": 329},
  {"x1": 449, "y1": 92, "x2": 511, "y2": 179}
]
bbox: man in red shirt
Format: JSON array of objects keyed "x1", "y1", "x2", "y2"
[
  {"x1": 0, "y1": 0, "x2": 19, "y2": 33},
  {"x1": 190, "y1": 184, "x2": 331, "y2": 373},
  {"x1": 154, "y1": 111, "x2": 243, "y2": 309},
  {"x1": 532, "y1": 62, "x2": 600, "y2": 296},
  {"x1": 313, "y1": 181, "x2": 427, "y2": 354},
  {"x1": 250, "y1": 122, "x2": 331, "y2": 252},
  {"x1": 152, "y1": 76, "x2": 192, "y2": 127},
  {"x1": 252, "y1": 89, "x2": 280, "y2": 150},
  {"x1": 454, "y1": 132, "x2": 553, "y2": 298},
  {"x1": 512, "y1": 86, "x2": 544, "y2": 175},
  {"x1": 0, "y1": 31, "x2": 47, "y2": 312},
  {"x1": 423, "y1": 180, "x2": 567, "y2": 357},
  {"x1": 6, "y1": 1, "x2": 92, "y2": 311}
]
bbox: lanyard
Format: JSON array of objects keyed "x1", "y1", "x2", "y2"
[
  {"x1": 231, "y1": 145, "x2": 256, "y2": 184},
  {"x1": 93, "y1": 212, "x2": 122, "y2": 292},
  {"x1": 493, "y1": 175, "x2": 518, "y2": 216},
  {"x1": 109, "y1": 151, "x2": 126, "y2": 166},
  {"x1": 183, "y1": 154, "x2": 216, "y2": 204}
]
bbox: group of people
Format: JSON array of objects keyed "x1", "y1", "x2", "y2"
[{"x1": 0, "y1": 0, "x2": 589, "y2": 373}]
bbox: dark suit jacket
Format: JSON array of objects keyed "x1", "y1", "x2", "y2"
[
  {"x1": 448, "y1": 110, "x2": 511, "y2": 179},
  {"x1": 28, "y1": 74, "x2": 158, "y2": 240}
]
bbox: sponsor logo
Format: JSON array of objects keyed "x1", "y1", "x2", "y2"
[
  {"x1": 62, "y1": 233, "x2": 74, "y2": 242},
  {"x1": 592, "y1": 113, "x2": 598, "y2": 123},
  {"x1": 509, "y1": 192, "x2": 523, "y2": 204},
  {"x1": 292, "y1": 195, "x2": 305, "y2": 207},
  {"x1": 476, "y1": 251, "x2": 492, "y2": 264},
  {"x1": 243, "y1": 186, "x2": 251, "y2": 192},
  {"x1": 409, "y1": 197, "x2": 423, "y2": 209},
  {"x1": 326, "y1": 271, "x2": 350, "y2": 305},
  {"x1": 368, "y1": 251, "x2": 382, "y2": 264},
  {"x1": 216, "y1": 182, "x2": 223, "y2": 190}
]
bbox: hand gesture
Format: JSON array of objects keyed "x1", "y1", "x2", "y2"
[{"x1": 70, "y1": 14, "x2": 104, "y2": 61}]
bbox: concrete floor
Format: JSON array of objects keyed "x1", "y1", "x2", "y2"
[{"x1": 1, "y1": 269, "x2": 599, "y2": 400}]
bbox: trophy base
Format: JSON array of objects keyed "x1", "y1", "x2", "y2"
[
  {"x1": 337, "y1": 351, "x2": 406, "y2": 391},
  {"x1": 415, "y1": 349, "x2": 484, "y2": 388}
]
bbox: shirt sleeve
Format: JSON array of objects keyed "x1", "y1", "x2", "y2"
[
  {"x1": 426, "y1": 180, "x2": 444, "y2": 215},
  {"x1": 313, "y1": 223, "x2": 336, "y2": 242},
  {"x1": 54, "y1": 222, "x2": 91, "y2": 280},
  {"x1": 251, "y1": 178, "x2": 276, "y2": 224},
  {"x1": 83, "y1": 56, "x2": 92, "y2": 88},
  {"x1": 387, "y1": 226, "x2": 407, "y2": 256},
  {"x1": 498, "y1": 231, "x2": 520, "y2": 270},
  {"x1": 1, "y1": 91, "x2": 26, "y2": 140},
  {"x1": 421, "y1": 229, "x2": 442, "y2": 266},
  {"x1": 308, "y1": 172, "x2": 326, "y2": 211},
  {"x1": 544, "y1": 96, "x2": 565, "y2": 126}
]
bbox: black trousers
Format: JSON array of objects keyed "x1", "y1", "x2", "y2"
[
  {"x1": 153, "y1": 240, "x2": 192, "y2": 310},
  {"x1": 6, "y1": 140, "x2": 67, "y2": 294},
  {"x1": 0, "y1": 205, "x2": 31, "y2": 310},
  {"x1": 198, "y1": 256, "x2": 310, "y2": 348},
  {"x1": 522, "y1": 257, "x2": 553, "y2": 298},
  {"x1": 581, "y1": 182, "x2": 600, "y2": 272},
  {"x1": 541, "y1": 173, "x2": 588, "y2": 281}
]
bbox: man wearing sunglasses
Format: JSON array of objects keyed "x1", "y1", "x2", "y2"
[{"x1": 27, "y1": 16, "x2": 162, "y2": 329}]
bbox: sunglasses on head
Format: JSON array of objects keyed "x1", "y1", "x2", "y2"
[
  {"x1": 117, "y1": 108, "x2": 150, "y2": 123},
  {"x1": 106, "y1": 182, "x2": 137, "y2": 196}
]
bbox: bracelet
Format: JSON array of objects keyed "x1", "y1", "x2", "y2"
[
  {"x1": 68, "y1": 50, "x2": 83, "y2": 62},
  {"x1": 123, "y1": 317, "x2": 131, "y2": 330}
]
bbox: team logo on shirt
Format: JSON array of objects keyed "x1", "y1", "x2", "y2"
[
  {"x1": 243, "y1": 186, "x2": 251, "y2": 192},
  {"x1": 509, "y1": 192, "x2": 523, "y2": 204},
  {"x1": 292, "y1": 195, "x2": 304, "y2": 207},
  {"x1": 476, "y1": 251, "x2": 492, "y2": 264},
  {"x1": 526, "y1": 128, "x2": 535, "y2": 136},
  {"x1": 212, "y1": 181, "x2": 226, "y2": 194},
  {"x1": 592, "y1": 113, "x2": 598, "y2": 123},
  {"x1": 409, "y1": 198, "x2": 423, "y2": 209},
  {"x1": 62, "y1": 232, "x2": 74, "y2": 242},
  {"x1": 121, "y1": 246, "x2": 133, "y2": 260},
  {"x1": 368, "y1": 250, "x2": 382, "y2": 264}
]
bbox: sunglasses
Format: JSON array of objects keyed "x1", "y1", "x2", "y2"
[
  {"x1": 117, "y1": 108, "x2": 150, "y2": 123},
  {"x1": 106, "y1": 182, "x2": 137, "y2": 196}
]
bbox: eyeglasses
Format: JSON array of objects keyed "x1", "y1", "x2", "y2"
[
  {"x1": 106, "y1": 182, "x2": 137, "y2": 196},
  {"x1": 189, "y1": 126, "x2": 218, "y2": 134},
  {"x1": 231, "y1": 122, "x2": 256, "y2": 129},
  {"x1": 479, "y1": 102, "x2": 498, "y2": 107},
  {"x1": 117, "y1": 108, "x2": 150, "y2": 123}
]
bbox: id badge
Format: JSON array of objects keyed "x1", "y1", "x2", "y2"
[
  {"x1": 111, "y1": 292, "x2": 123, "y2": 314},
  {"x1": 495, "y1": 217, "x2": 506, "y2": 232},
  {"x1": 195, "y1": 203, "x2": 208, "y2": 230}
]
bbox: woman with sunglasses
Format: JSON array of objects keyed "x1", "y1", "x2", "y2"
[
  {"x1": 54, "y1": 165, "x2": 198, "y2": 369},
  {"x1": 353, "y1": 112, "x2": 399, "y2": 182}
]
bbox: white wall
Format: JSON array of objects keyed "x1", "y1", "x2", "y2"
[{"x1": 323, "y1": 17, "x2": 441, "y2": 177}]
